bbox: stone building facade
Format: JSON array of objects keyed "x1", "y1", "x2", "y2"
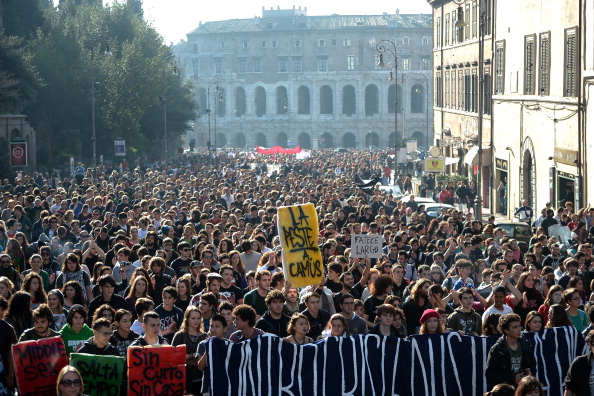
[{"x1": 177, "y1": 7, "x2": 433, "y2": 151}]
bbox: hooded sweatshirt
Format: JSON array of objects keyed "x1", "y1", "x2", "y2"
[
  {"x1": 447, "y1": 306, "x2": 482, "y2": 335},
  {"x1": 59, "y1": 323, "x2": 94, "y2": 354}
]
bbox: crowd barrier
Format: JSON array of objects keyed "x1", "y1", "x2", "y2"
[{"x1": 206, "y1": 326, "x2": 587, "y2": 396}]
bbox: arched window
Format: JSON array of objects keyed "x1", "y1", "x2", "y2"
[
  {"x1": 320, "y1": 85, "x2": 333, "y2": 114},
  {"x1": 277, "y1": 133, "x2": 288, "y2": 147},
  {"x1": 411, "y1": 84, "x2": 424, "y2": 113},
  {"x1": 342, "y1": 85, "x2": 356, "y2": 116},
  {"x1": 255, "y1": 86, "x2": 266, "y2": 117},
  {"x1": 298, "y1": 133, "x2": 312, "y2": 149},
  {"x1": 364, "y1": 85, "x2": 379, "y2": 116},
  {"x1": 255, "y1": 133, "x2": 267, "y2": 147},
  {"x1": 235, "y1": 87, "x2": 246, "y2": 116},
  {"x1": 298, "y1": 86, "x2": 310, "y2": 114},
  {"x1": 276, "y1": 86, "x2": 288, "y2": 114}
]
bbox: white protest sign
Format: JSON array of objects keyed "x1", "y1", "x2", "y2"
[{"x1": 351, "y1": 234, "x2": 383, "y2": 258}]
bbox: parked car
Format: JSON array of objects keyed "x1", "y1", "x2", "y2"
[
  {"x1": 424, "y1": 203, "x2": 457, "y2": 219},
  {"x1": 378, "y1": 185, "x2": 403, "y2": 198},
  {"x1": 399, "y1": 195, "x2": 436, "y2": 205},
  {"x1": 495, "y1": 221, "x2": 532, "y2": 253}
]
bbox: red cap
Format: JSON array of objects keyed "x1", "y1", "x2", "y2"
[{"x1": 419, "y1": 309, "x2": 441, "y2": 325}]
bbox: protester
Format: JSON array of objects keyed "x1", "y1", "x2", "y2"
[
  {"x1": 486, "y1": 313, "x2": 536, "y2": 388},
  {"x1": 77, "y1": 317, "x2": 119, "y2": 355},
  {"x1": 59, "y1": 304, "x2": 94, "y2": 354},
  {"x1": 284, "y1": 313, "x2": 314, "y2": 345},
  {"x1": 56, "y1": 366, "x2": 86, "y2": 396},
  {"x1": 18, "y1": 304, "x2": 60, "y2": 341},
  {"x1": 229, "y1": 304, "x2": 265, "y2": 343},
  {"x1": 172, "y1": 306, "x2": 207, "y2": 395}
]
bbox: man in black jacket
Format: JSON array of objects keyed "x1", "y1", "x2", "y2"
[
  {"x1": 255, "y1": 290, "x2": 290, "y2": 337},
  {"x1": 78, "y1": 318, "x2": 120, "y2": 355},
  {"x1": 486, "y1": 313, "x2": 536, "y2": 389},
  {"x1": 564, "y1": 329, "x2": 594, "y2": 396}
]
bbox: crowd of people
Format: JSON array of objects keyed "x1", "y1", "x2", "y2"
[{"x1": 0, "y1": 149, "x2": 592, "y2": 396}]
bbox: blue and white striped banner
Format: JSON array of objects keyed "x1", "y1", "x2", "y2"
[{"x1": 207, "y1": 326, "x2": 587, "y2": 396}]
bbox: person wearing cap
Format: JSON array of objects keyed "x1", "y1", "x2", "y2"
[{"x1": 419, "y1": 309, "x2": 444, "y2": 335}]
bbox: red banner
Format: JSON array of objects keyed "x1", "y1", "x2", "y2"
[
  {"x1": 255, "y1": 145, "x2": 302, "y2": 154},
  {"x1": 12, "y1": 336, "x2": 68, "y2": 396},
  {"x1": 127, "y1": 345, "x2": 186, "y2": 396},
  {"x1": 10, "y1": 141, "x2": 27, "y2": 167}
]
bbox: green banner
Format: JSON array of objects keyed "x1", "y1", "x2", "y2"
[{"x1": 70, "y1": 353, "x2": 124, "y2": 396}]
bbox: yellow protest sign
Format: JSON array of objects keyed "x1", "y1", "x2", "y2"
[{"x1": 278, "y1": 203, "x2": 324, "y2": 288}]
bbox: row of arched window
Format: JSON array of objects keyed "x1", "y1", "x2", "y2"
[{"x1": 197, "y1": 84, "x2": 427, "y2": 117}]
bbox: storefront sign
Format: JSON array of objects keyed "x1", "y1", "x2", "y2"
[
  {"x1": 495, "y1": 158, "x2": 508, "y2": 170},
  {"x1": 554, "y1": 147, "x2": 578, "y2": 166},
  {"x1": 425, "y1": 157, "x2": 445, "y2": 172}
]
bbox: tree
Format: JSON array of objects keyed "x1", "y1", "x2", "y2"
[{"x1": 25, "y1": 0, "x2": 196, "y2": 166}]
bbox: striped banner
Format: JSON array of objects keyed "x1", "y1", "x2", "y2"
[{"x1": 207, "y1": 327, "x2": 587, "y2": 396}]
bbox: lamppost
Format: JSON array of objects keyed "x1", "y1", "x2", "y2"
[
  {"x1": 89, "y1": 27, "x2": 111, "y2": 175},
  {"x1": 455, "y1": 0, "x2": 486, "y2": 220},
  {"x1": 412, "y1": 73, "x2": 431, "y2": 151},
  {"x1": 376, "y1": 39, "x2": 399, "y2": 186},
  {"x1": 161, "y1": 55, "x2": 178, "y2": 161},
  {"x1": 205, "y1": 79, "x2": 220, "y2": 161}
]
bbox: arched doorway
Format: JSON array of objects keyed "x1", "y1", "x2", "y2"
[
  {"x1": 342, "y1": 133, "x2": 357, "y2": 148},
  {"x1": 320, "y1": 133, "x2": 333, "y2": 148},
  {"x1": 298, "y1": 133, "x2": 311, "y2": 149},
  {"x1": 255, "y1": 133, "x2": 267, "y2": 147},
  {"x1": 365, "y1": 132, "x2": 380, "y2": 147},
  {"x1": 277, "y1": 133, "x2": 288, "y2": 147},
  {"x1": 232, "y1": 133, "x2": 246, "y2": 148},
  {"x1": 521, "y1": 138, "x2": 536, "y2": 207}
]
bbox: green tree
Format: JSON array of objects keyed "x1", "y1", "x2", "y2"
[{"x1": 26, "y1": 0, "x2": 195, "y2": 166}]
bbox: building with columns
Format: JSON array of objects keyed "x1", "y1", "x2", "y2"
[{"x1": 176, "y1": 7, "x2": 433, "y2": 151}]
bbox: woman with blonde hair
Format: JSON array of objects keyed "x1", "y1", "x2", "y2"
[{"x1": 56, "y1": 365, "x2": 86, "y2": 396}]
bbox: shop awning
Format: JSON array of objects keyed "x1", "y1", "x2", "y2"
[{"x1": 464, "y1": 146, "x2": 490, "y2": 165}]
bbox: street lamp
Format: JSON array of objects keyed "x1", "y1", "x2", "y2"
[
  {"x1": 454, "y1": 0, "x2": 486, "y2": 220},
  {"x1": 412, "y1": 74, "x2": 430, "y2": 151},
  {"x1": 161, "y1": 55, "x2": 178, "y2": 161},
  {"x1": 376, "y1": 39, "x2": 399, "y2": 186},
  {"x1": 90, "y1": 27, "x2": 111, "y2": 175},
  {"x1": 205, "y1": 79, "x2": 220, "y2": 161}
]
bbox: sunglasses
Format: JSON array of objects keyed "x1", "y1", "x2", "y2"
[{"x1": 60, "y1": 379, "x2": 82, "y2": 387}]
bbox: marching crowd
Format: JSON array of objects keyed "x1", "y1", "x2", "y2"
[{"x1": 0, "y1": 149, "x2": 592, "y2": 396}]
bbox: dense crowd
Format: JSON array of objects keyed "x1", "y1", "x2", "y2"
[{"x1": 0, "y1": 149, "x2": 592, "y2": 396}]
